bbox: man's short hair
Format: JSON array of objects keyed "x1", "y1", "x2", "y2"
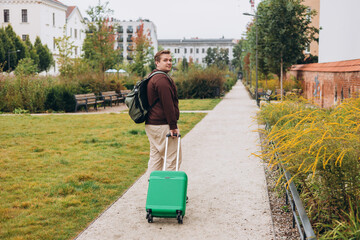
[{"x1": 154, "y1": 50, "x2": 171, "y2": 62}]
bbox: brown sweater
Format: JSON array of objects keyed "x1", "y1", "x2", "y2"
[{"x1": 145, "y1": 70, "x2": 179, "y2": 130}]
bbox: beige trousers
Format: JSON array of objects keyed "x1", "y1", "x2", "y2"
[{"x1": 145, "y1": 124, "x2": 182, "y2": 172}]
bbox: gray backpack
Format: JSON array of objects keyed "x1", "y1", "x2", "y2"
[{"x1": 125, "y1": 71, "x2": 168, "y2": 123}]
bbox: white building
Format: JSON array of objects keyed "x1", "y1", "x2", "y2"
[
  {"x1": 110, "y1": 18, "x2": 158, "y2": 61},
  {"x1": 65, "y1": 6, "x2": 86, "y2": 58},
  {"x1": 318, "y1": 0, "x2": 360, "y2": 63},
  {"x1": 0, "y1": 0, "x2": 86, "y2": 74},
  {"x1": 158, "y1": 38, "x2": 237, "y2": 66}
]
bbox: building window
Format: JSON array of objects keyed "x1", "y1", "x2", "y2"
[
  {"x1": 305, "y1": 43, "x2": 310, "y2": 54},
  {"x1": 4, "y1": 9, "x2": 9, "y2": 22},
  {"x1": 184, "y1": 48, "x2": 187, "y2": 54},
  {"x1": 334, "y1": 86, "x2": 337, "y2": 103},
  {"x1": 53, "y1": 13, "x2": 55, "y2": 26},
  {"x1": 75, "y1": 29, "x2": 77, "y2": 39},
  {"x1": 127, "y1": 26, "x2": 133, "y2": 33},
  {"x1": 196, "y1": 48, "x2": 199, "y2": 54},
  {"x1": 190, "y1": 48, "x2": 193, "y2": 54},
  {"x1": 53, "y1": 37, "x2": 56, "y2": 50},
  {"x1": 22, "y1": 34, "x2": 29, "y2": 41},
  {"x1": 22, "y1": 9, "x2": 28, "y2": 23},
  {"x1": 202, "y1": 48, "x2": 205, "y2": 53},
  {"x1": 127, "y1": 34, "x2": 133, "y2": 42},
  {"x1": 70, "y1": 28, "x2": 72, "y2": 37},
  {"x1": 75, "y1": 47, "x2": 78, "y2": 56}
]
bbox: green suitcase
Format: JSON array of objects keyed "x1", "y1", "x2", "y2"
[{"x1": 146, "y1": 134, "x2": 188, "y2": 224}]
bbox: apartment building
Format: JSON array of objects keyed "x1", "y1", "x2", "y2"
[
  {"x1": 158, "y1": 38, "x2": 237, "y2": 67},
  {"x1": 110, "y1": 18, "x2": 158, "y2": 61},
  {"x1": 0, "y1": 0, "x2": 86, "y2": 73}
]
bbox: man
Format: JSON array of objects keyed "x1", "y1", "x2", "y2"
[{"x1": 145, "y1": 50, "x2": 181, "y2": 172}]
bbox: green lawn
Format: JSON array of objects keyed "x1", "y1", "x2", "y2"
[
  {"x1": 0, "y1": 99, "x2": 221, "y2": 239},
  {"x1": 179, "y1": 98, "x2": 222, "y2": 111}
]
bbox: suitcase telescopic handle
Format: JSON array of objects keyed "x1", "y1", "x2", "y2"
[{"x1": 163, "y1": 133, "x2": 181, "y2": 171}]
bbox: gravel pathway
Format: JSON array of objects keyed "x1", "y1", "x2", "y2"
[{"x1": 75, "y1": 81, "x2": 275, "y2": 240}]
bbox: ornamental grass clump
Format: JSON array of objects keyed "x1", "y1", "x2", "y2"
[{"x1": 257, "y1": 97, "x2": 360, "y2": 237}]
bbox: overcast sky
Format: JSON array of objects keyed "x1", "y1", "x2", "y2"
[{"x1": 60, "y1": 0, "x2": 258, "y2": 39}]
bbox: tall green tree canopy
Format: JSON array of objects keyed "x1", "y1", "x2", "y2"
[
  {"x1": 83, "y1": 1, "x2": 121, "y2": 73},
  {"x1": 0, "y1": 28, "x2": 16, "y2": 71},
  {"x1": 245, "y1": 0, "x2": 318, "y2": 98},
  {"x1": 5, "y1": 25, "x2": 27, "y2": 66},
  {"x1": 25, "y1": 38, "x2": 40, "y2": 69},
  {"x1": 34, "y1": 36, "x2": 53, "y2": 72},
  {"x1": 129, "y1": 22, "x2": 152, "y2": 77},
  {"x1": 205, "y1": 47, "x2": 229, "y2": 69},
  {"x1": 251, "y1": 0, "x2": 318, "y2": 77},
  {"x1": 231, "y1": 39, "x2": 245, "y2": 72}
]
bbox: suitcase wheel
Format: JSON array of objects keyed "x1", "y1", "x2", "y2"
[
  {"x1": 176, "y1": 210, "x2": 183, "y2": 224},
  {"x1": 146, "y1": 209, "x2": 153, "y2": 223}
]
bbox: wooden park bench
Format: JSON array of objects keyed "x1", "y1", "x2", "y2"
[
  {"x1": 120, "y1": 89, "x2": 131, "y2": 97},
  {"x1": 259, "y1": 89, "x2": 273, "y2": 102},
  {"x1": 101, "y1": 91, "x2": 123, "y2": 107},
  {"x1": 118, "y1": 89, "x2": 131, "y2": 103},
  {"x1": 74, "y1": 93, "x2": 105, "y2": 112}
]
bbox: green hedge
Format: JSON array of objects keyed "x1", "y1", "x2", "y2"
[
  {"x1": 173, "y1": 67, "x2": 236, "y2": 99},
  {"x1": 0, "y1": 68, "x2": 237, "y2": 113}
]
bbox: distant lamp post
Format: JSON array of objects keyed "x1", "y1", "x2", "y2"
[
  {"x1": 8, "y1": 49, "x2": 20, "y2": 72},
  {"x1": 243, "y1": 12, "x2": 260, "y2": 107}
]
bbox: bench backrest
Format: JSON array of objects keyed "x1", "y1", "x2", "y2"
[
  {"x1": 74, "y1": 93, "x2": 97, "y2": 104},
  {"x1": 74, "y1": 93, "x2": 96, "y2": 99},
  {"x1": 266, "y1": 90, "x2": 272, "y2": 95},
  {"x1": 101, "y1": 91, "x2": 118, "y2": 97},
  {"x1": 120, "y1": 89, "x2": 131, "y2": 97}
]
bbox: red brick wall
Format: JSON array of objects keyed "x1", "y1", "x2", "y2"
[{"x1": 288, "y1": 70, "x2": 360, "y2": 108}]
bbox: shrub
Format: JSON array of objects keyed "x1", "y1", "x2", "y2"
[
  {"x1": 174, "y1": 66, "x2": 226, "y2": 99},
  {"x1": 45, "y1": 84, "x2": 76, "y2": 112},
  {"x1": 257, "y1": 97, "x2": 360, "y2": 237},
  {"x1": 14, "y1": 58, "x2": 38, "y2": 76},
  {"x1": 0, "y1": 75, "x2": 56, "y2": 112}
]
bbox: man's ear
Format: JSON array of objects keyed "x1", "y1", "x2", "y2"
[{"x1": 155, "y1": 61, "x2": 159, "y2": 67}]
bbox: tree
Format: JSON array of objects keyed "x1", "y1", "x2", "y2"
[
  {"x1": 205, "y1": 48, "x2": 216, "y2": 66},
  {"x1": 0, "y1": 28, "x2": 16, "y2": 71},
  {"x1": 14, "y1": 58, "x2": 38, "y2": 76},
  {"x1": 5, "y1": 25, "x2": 27, "y2": 66},
  {"x1": 147, "y1": 48, "x2": 156, "y2": 71},
  {"x1": 215, "y1": 48, "x2": 229, "y2": 69},
  {"x1": 231, "y1": 39, "x2": 245, "y2": 72},
  {"x1": 24, "y1": 38, "x2": 40, "y2": 69},
  {"x1": 34, "y1": 37, "x2": 53, "y2": 72},
  {"x1": 251, "y1": 0, "x2": 318, "y2": 99},
  {"x1": 205, "y1": 47, "x2": 229, "y2": 69},
  {"x1": 182, "y1": 57, "x2": 189, "y2": 72},
  {"x1": 55, "y1": 26, "x2": 76, "y2": 77},
  {"x1": 83, "y1": 1, "x2": 121, "y2": 77},
  {"x1": 129, "y1": 22, "x2": 152, "y2": 77}
]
